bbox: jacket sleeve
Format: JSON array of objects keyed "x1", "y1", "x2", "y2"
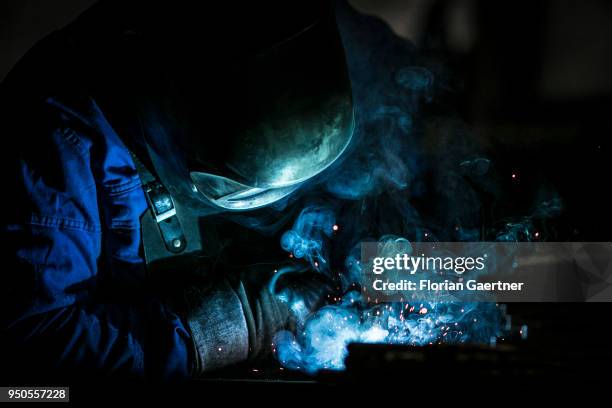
[{"x1": 1, "y1": 97, "x2": 197, "y2": 380}]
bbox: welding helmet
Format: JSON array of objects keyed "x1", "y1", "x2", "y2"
[{"x1": 127, "y1": 0, "x2": 354, "y2": 212}]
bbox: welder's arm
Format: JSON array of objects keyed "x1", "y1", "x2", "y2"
[
  {"x1": 2, "y1": 114, "x2": 193, "y2": 379},
  {"x1": 186, "y1": 268, "x2": 334, "y2": 375},
  {"x1": 2, "y1": 257, "x2": 192, "y2": 380},
  {"x1": 185, "y1": 278, "x2": 290, "y2": 373}
]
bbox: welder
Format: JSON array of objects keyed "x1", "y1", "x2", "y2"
[{"x1": 0, "y1": 0, "x2": 353, "y2": 380}]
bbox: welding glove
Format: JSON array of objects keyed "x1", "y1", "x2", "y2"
[
  {"x1": 185, "y1": 267, "x2": 333, "y2": 375},
  {"x1": 272, "y1": 268, "x2": 335, "y2": 324}
]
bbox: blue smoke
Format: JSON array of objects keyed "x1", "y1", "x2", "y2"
[
  {"x1": 272, "y1": 195, "x2": 559, "y2": 373},
  {"x1": 274, "y1": 222, "x2": 508, "y2": 373},
  {"x1": 280, "y1": 207, "x2": 336, "y2": 272},
  {"x1": 264, "y1": 3, "x2": 562, "y2": 374},
  {"x1": 274, "y1": 296, "x2": 506, "y2": 373}
]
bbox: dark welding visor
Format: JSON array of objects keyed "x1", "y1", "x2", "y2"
[
  {"x1": 91, "y1": 1, "x2": 354, "y2": 211},
  {"x1": 141, "y1": 1, "x2": 353, "y2": 211}
]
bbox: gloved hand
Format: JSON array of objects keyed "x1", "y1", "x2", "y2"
[
  {"x1": 184, "y1": 264, "x2": 334, "y2": 375},
  {"x1": 271, "y1": 266, "x2": 336, "y2": 325}
]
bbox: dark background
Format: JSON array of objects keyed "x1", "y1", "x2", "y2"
[
  {"x1": 4, "y1": 0, "x2": 612, "y2": 93},
  {"x1": 1, "y1": 0, "x2": 611, "y2": 390}
]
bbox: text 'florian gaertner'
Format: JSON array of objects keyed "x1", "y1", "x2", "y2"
[{"x1": 369, "y1": 253, "x2": 525, "y2": 293}]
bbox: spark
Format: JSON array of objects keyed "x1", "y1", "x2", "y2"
[{"x1": 275, "y1": 210, "x2": 511, "y2": 374}]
